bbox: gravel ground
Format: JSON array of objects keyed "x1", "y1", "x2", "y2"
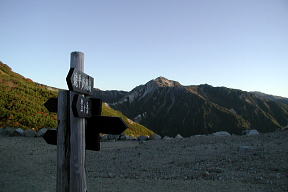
[{"x1": 0, "y1": 130, "x2": 287, "y2": 192}]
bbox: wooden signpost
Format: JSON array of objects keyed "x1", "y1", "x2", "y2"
[
  {"x1": 44, "y1": 52, "x2": 128, "y2": 192},
  {"x1": 72, "y1": 95, "x2": 91, "y2": 118},
  {"x1": 66, "y1": 68, "x2": 94, "y2": 95}
]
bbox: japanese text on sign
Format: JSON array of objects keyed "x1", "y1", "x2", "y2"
[
  {"x1": 72, "y1": 71, "x2": 93, "y2": 92},
  {"x1": 66, "y1": 68, "x2": 94, "y2": 95}
]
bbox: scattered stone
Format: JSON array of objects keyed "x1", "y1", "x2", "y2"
[
  {"x1": 8, "y1": 127, "x2": 19, "y2": 136},
  {"x1": 15, "y1": 128, "x2": 25, "y2": 136},
  {"x1": 126, "y1": 136, "x2": 137, "y2": 140},
  {"x1": 202, "y1": 171, "x2": 210, "y2": 177},
  {"x1": 101, "y1": 135, "x2": 108, "y2": 141},
  {"x1": 208, "y1": 167, "x2": 224, "y2": 173},
  {"x1": 37, "y1": 128, "x2": 48, "y2": 137},
  {"x1": 107, "y1": 172, "x2": 114, "y2": 178},
  {"x1": 175, "y1": 134, "x2": 183, "y2": 139},
  {"x1": 212, "y1": 131, "x2": 231, "y2": 136},
  {"x1": 102, "y1": 134, "x2": 136, "y2": 141},
  {"x1": 107, "y1": 134, "x2": 120, "y2": 140},
  {"x1": 242, "y1": 129, "x2": 259, "y2": 136},
  {"x1": 119, "y1": 135, "x2": 129, "y2": 141},
  {"x1": 139, "y1": 140, "x2": 146, "y2": 144},
  {"x1": 24, "y1": 129, "x2": 36, "y2": 137},
  {"x1": 275, "y1": 173, "x2": 281, "y2": 179},
  {"x1": 239, "y1": 145, "x2": 257, "y2": 152},
  {"x1": 163, "y1": 136, "x2": 172, "y2": 140},
  {"x1": 138, "y1": 135, "x2": 149, "y2": 141},
  {"x1": 150, "y1": 134, "x2": 161, "y2": 140},
  {"x1": 0, "y1": 127, "x2": 18, "y2": 136}
]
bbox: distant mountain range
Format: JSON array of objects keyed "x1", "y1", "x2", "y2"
[
  {"x1": 93, "y1": 77, "x2": 288, "y2": 137},
  {"x1": 0, "y1": 61, "x2": 154, "y2": 137},
  {"x1": 2, "y1": 59, "x2": 287, "y2": 137}
]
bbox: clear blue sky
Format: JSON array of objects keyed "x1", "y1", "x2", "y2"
[{"x1": 1, "y1": 0, "x2": 287, "y2": 97}]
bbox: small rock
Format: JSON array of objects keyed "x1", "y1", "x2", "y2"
[
  {"x1": 127, "y1": 136, "x2": 137, "y2": 140},
  {"x1": 37, "y1": 128, "x2": 48, "y2": 137},
  {"x1": 208, "y1": 168, "x2": 224, "y2": 173},
  {"x1": 193, "y1": 134, "x2": 205, "y2": 137},
  {"x1": 119, "y1": 135, "x2": 128, "y2": 141},
  {"x1": 202, "y1": 171, "x2": 210, "y2": 177},
  {"x1": 175, "y1": 134, "x2": 183, "y2": 139},
  {"x1": 15, "y1": 128, "x2": 25, "y2": 136},
  {"x1": 107, "y1": 134, "x2": 120, "y2": 140},
  {"x1": 138, "y1": 135, "x2": 149, "y2": 141},
  {"x1": 242, "y1": 129, "x2": 259, "y2": 136},
  {"x1": 101, "y1": 135, "x2": 109, "y2": 141},
  {"x1": 7, "y1": 127, "x2": 18, "y2": 136},
  {"x1": 239, "y1": 145, "x2": 256, "y2": 152},
  {"x1": 276, "y1": 173, "x2": 281, "y2": 179},
  {"x1": 0, "y1": 127, "x2": 18, "y2": 136},
  {"x1": 212, "y1": 131, "x2": 231, "y2": 136},
  {"x1": 24, "y1": 129, "x2": 36, "y2": 137},
  {"x1": 163, "y1": 136, "x2": 172, "y2": 140},
  {"x1": 107, "y1": 172, "x2": 114, "y2": 178},
  {"x1": 150, "y1": 134, "x2": 161, "y2": 140},
  {"x1": 139, "y1": 140, "x2": 146, "y2": 144}
]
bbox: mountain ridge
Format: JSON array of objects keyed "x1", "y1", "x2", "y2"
[{"x1": 93, "y1": 76, "x2": 288, "y2": 137}]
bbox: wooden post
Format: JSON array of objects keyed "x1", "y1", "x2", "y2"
[
  {"x1": 52, "y1": 51, "x2": 127, "y2": 192},
  {"x1": 69, "y1": 52, "x2": 87, "y2": 192},
  {"x1": 57, "y1": 90, "x2": 69, "y2": 192},
  {"x1": 56, "y1": 52, "x2": 87, "y2": 192}
]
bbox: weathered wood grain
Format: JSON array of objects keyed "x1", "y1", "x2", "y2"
[
  {"x1": 57, "y1": 90, "x2": 69, "y2": 192},
  {"x1": 69, "y1": 52, "x2": 87, "y2": 192}
]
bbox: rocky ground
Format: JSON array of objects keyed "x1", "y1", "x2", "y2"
[{"x1": 0, "y1": 130, "x2": 287, "y2": 192}]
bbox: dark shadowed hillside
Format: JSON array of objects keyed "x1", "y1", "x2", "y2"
[
  {"x1": 93, "y1": 77, "x2": 288, "y2": 137},
  {"x1": 93, "y1": 89, "x2": 128, "y2": 104}
]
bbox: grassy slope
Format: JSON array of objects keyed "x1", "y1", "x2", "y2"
[
  {"x1": 0, "y1": 61, "x2": 154, "y2": 137},
  {"x1": 0, "y1": 62, "x2": 58, "y2": 130}
]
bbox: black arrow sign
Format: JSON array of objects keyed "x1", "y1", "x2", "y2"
[
  {"x1": 89, "y1": 97, "x2": 102, "y2": 117},
  {"x1": 43, "y1": 116, "x2": 128, "y2": 151},
  {"x1": 45, "y1": 96, "x2": 102, "y2": 117},
  {"x1": 43, "y1": 129, "x2": 57, "y2": 145},
  {"x1": 72, "y1": 95, "x2": 102, "y2": 118},
  {"x1": 66, "y1": 68, "x2": 94, "y2": 95},
  {"x1": 86, "y1": 132, "x2": 100, "y2": 151},
  {"x1": 87, "y1": 116, "x2": 128, "y2": 135},
  {"x1": 43, "y1": 129, "x2": 101, "y2": 151},
  {"x1": 72, "y1": 94, "x2": 91, "y2": 118},
  {"x1": 44, "y1": 97, "x2": 58, "y2": 113}
]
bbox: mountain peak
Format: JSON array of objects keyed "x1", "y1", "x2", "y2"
[{"x1": 152, "y1": 76, "x2": 181, "y2": 87}]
